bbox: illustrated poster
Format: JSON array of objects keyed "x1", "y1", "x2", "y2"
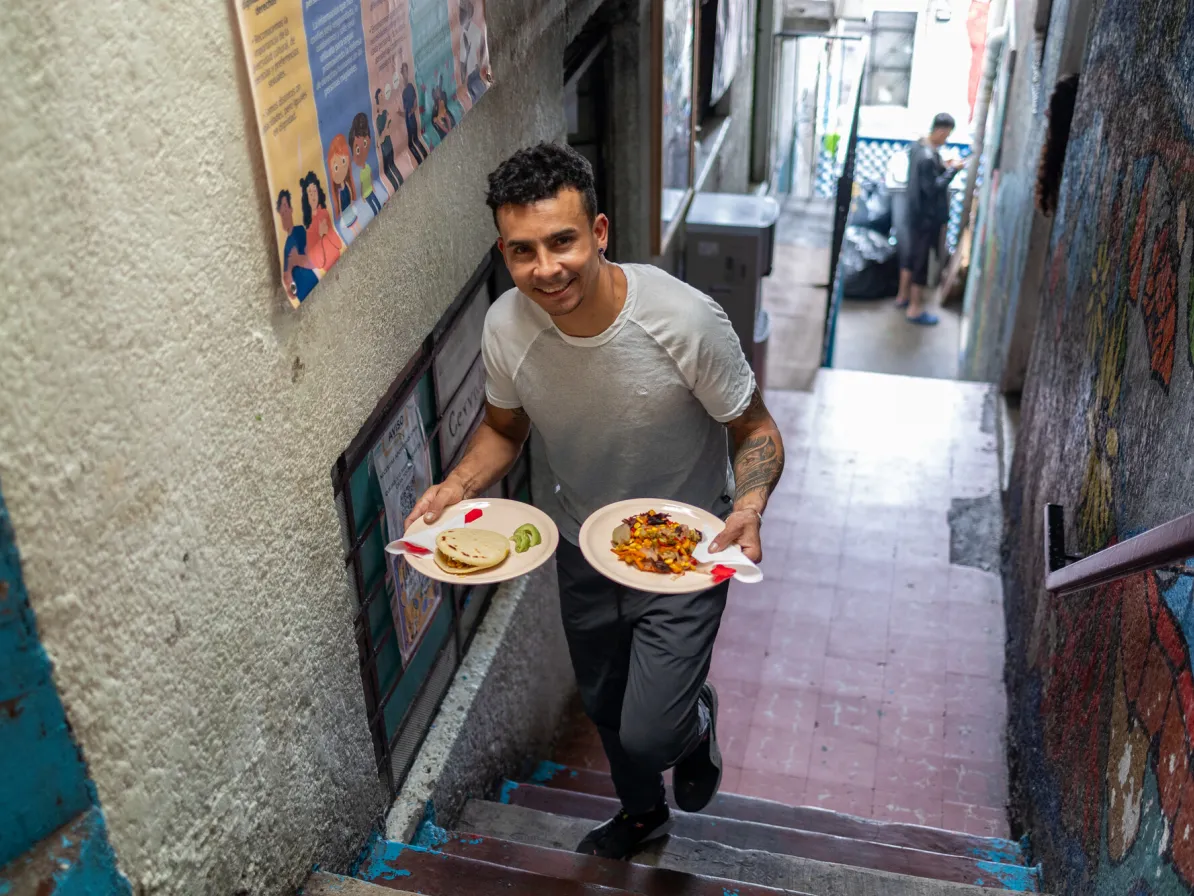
[
  {"x1": 234, "y1": 0, "x2": 493, "y2": 308},
  {"x1": 371, "y1": 394, "x2": 441, "y2": 664}
]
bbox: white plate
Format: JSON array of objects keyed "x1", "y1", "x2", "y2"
[
  {"x1": 390, "y1": 499, "x2": 559, "y2": 585},
  {"x1": 578, "y1": 499, "x2": 738, "y2": 594}
]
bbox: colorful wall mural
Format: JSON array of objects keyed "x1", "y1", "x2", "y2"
[
  {"x1": 959, "y1": 0, "x2": 1075, "y2": 385},
  {"x1": 1006, "y1": 1, "x2": 1194, "y2": 893}
]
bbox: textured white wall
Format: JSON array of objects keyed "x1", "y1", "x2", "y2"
[{"x1": 0, "y1": 0, "x2": 589, "y2": 892}]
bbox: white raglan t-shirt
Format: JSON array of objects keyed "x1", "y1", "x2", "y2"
[{"x1": 482, "y1": 263, "x2": 756, "y2": 544}]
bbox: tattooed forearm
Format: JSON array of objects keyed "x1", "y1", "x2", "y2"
[
  {"x1": 733, "y1": 432, "x2": 785, "y2": 504},
  {"x1": 726, "y1": 390, "x2": 785, "y2": 510}
]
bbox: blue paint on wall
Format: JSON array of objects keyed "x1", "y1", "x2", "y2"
[
  {"x1": 498, "y1": 780, "x2": 519, "y2": 804},
  {"x1": 967, "y1": 839, "x2": 1028, "y2": 866},
  {"x1": 0, "y1": 485, "x2": 93, "y2": 867},
  {"x1": 0, "y1": 480, "x2": 128, "y2": 893},
  {"x1": 528, "y1": 760, "x2": 567, "y2": 784},
  {"x1": 0, "y1": 810, "x2": 127, "y2": 896},
  {"x1": 974, "y1": 859, "x2": 1043, "y2": 892},
  {"x1": 354, "y1": 835, "x2": 439, "y2": 884}
]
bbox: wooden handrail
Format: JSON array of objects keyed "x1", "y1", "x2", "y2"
[{"x1": 1044, "y1": 504, "x2": 1194, "y2": 595}]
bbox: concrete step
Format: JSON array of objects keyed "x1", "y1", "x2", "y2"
[
  {"x1": 497, "y1": 783, "x2": 1036, "y2": 890},
  {"x1": 354, "y1": 839, "x2": 635, "y2": 895},
  {"x1": 303, "y1": 871, "x2": 416, "y2": 895},
  {"x1": 441, "y1": 830, "x2": 816, "y2": 896},
  {"x1": 526, "y1": 762, "x2": 1025, "y2": 865},
  {"x1": 460, "y1": 800, "x2": 1040, "y2": 896}
]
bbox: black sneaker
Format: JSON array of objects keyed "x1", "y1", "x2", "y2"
[
  {"x1": 673, "y1": 683, "x2": 722, "y2": 812},
  {"x1": 576, "y1": 802, "x2": 672, "y2": 859}
]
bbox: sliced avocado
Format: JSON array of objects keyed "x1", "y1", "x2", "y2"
[
  {"x1": 514, "y1": 523, "x2": 542, "y2": 548},
  {"x1": 512, "y1": 532, "x2": 530, "y2": 553}
]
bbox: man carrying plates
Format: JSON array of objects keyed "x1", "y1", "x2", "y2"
[{"x1": 405, "y1": 143, "x2": 785, "y2": 860}]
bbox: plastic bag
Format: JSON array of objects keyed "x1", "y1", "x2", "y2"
[{"x1": 840, "y1": 226, "x2": 900, "y2": 299}]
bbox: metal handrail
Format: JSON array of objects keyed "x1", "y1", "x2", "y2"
[{"x1": 1044, "y1": 504, "x2": 1194, "y2": 595}]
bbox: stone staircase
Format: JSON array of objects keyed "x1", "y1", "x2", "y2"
[{"x1": 304, "y1": 761, "x2": 1043, "y2": 896}]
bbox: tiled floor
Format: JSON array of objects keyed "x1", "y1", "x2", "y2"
[{"x1": 553, "y1": 369, "x2": 1011, "y2": 838}]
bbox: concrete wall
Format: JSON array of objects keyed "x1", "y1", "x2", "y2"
[
  {"x1": 1005, "y1": 0, "x2": 1194, "y2": 892},
  {"x1": 958, "y1": 0, "x2": 1089, "y2": 388},
  {"x1": 0, "y1": 0, "x2": 599, "y2": 892}
]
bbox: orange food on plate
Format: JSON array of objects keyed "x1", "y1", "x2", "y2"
[{"x1": 610, "y1": 510, "x2": 704, "y2": 575}]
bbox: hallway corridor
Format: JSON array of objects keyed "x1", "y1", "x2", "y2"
[{"x1": 554, "y1": 369, "x2": 1010, "y2": 838}]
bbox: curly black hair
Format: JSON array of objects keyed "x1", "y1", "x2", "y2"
[
  {"x1": 1036, "y1": 74, "x2": 1080, "y2": 218},
  {"x1": 299, "y1": 171, "x2": 327, "y2": 228},
  {"x1": 276, "y1": 189, "x2": 291, "y2": 212},
  {"x1": 486, "y1": 142, "x2": 598, "y2": 226},
  {"x1": 349, "y1": 112, "x2": 371, "y2": 146}
]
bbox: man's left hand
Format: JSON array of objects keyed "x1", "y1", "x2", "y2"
[{"x1": 709, "y1": 509, "x2": 762, "y2": 563}]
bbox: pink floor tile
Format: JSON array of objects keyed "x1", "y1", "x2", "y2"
[
  {"x1": 821, "y1": 655, "x2": 887, "y2": 701},
  {"x1": 894, "y1": 562, "x2": 952, "y2": 603},
  {"x1": 783, "y1": 549, "x2": 843, "y2": 587},
  {"x1": 742, "y1": 725, "x2": 814, "y2": 777},
  {"x1": 718, "y1": 766, "x2": 743, "y2": 794},
  {"x1": 941, "y1": 757, "x2": 1009, "y2": 806},
  {"x1": 874, "y1": 749, "x2": 946, "y2": 791},
  {"x1": 832, "y1": 588, "x2": 892, "y2": 627},
  {"x1": 879, "y1": 706, "x2": 946, "y2": 756},
  {"x1": 727, "y1": 579, "x2": 783, "y2": 615},
  {"x1": 948, "y1": 566, "x2": 1003, "y2": 606},
  {"x1": 945, "y1": 638, "x2": 1005, "y2": 679},
  {"x1": 836, "y1": 560, "x2": 895, "y2": 595},
  {"x1": 942, "y1": 801, "x2": 1010, "y2": 838},
  {"x1": 882, "y1": 668, "x2": 948, "y2": 716},
  {"x1": 827, "y1": 618, "x2": 889, "y2": 663},
  {"x1": 773, "y1": 584, "x2": 837, "y2": 625},
  {"x1": 815, "y1": 694, "x2": 882, "y2": 744},
  {"x1": 710, "y1": 641, "x2": 767, "y2": 687},
  {"x1": 716, "y1": 723, "x2": 754, "y2": 770},
  {"x1": 888, "y1": 600, "x2": 952, "y2": 639},
  {"x1": 872, "y1": 790, "x2": 944, "y2": 828},
  {"x1": 736, "y1": 770, "x2": 809, "y2": 805},
  {"x1": 947, "y1": 601, "x2": 1005, "y2": 645},
  {"x1": 944, "y1": 672, "x2": 1007, "y2": 719},
  {"x1": 761, "y1": 649, "x2": 826, "y2": 690},
  {"x1": 768, "y1": 617, "x2": 831, "y2": 656},
  {"x1": 808, "y1": 733, "x2": 879, "y2": 788},
  {"x1": 752, "y1": 686, "x2": 820, "y2": 736},
  {"x1": 718, "y1": 604, "x2": 779, "y2": 648},
  {"x1": 944, "y1": 714, "x2": 1006, "y2": 763},
  {"x1": 803, "y1": 780, "x2": 874, "y2": 816}
]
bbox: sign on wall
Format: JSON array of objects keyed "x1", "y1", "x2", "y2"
[
  {"x1": 372, "y1": 394, "x2": 441, "y2": 664},
  {"x1": 234, "y1": 0, "x2": 493, "y2": 308}
]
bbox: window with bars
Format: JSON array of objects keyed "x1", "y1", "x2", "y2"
[
  {"x1": 331, "y1": 248, "x2": 529, "y2": 795},
  {"x1": 863, "y1": 11, "x2": 917, "y2": 107}
]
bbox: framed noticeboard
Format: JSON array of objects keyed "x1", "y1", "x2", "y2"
[{"x1": 652, "y1": 0, "x2": 699, "y2": 255}]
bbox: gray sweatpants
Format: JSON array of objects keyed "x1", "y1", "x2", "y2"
[{"x1": 556, "y1": 538, "x2": 729, "y2": 815}]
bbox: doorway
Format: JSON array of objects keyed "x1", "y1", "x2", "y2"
[{"x1": 565, "y1": 23, "x2": 614, "y2": 258}]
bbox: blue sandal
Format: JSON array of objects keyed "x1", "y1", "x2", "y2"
[{"x1": 906, "y1": 311, "x2": 940, "y2": 326}]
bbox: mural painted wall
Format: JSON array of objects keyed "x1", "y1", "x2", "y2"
[
  {"x1": 1006, "y1": 1, "x2": 1194, "y2": 893},
  {"x1": 959, "y1": 0, "x2": 1075, "y2": 385}
]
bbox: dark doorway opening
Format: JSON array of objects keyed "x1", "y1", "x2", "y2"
[{"x1": 565, "y1": 22, "x2": 614, "y2": 258}]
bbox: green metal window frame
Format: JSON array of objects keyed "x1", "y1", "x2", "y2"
[{"x1": 330, "y1": 248, "x2": 528, "y2": 795}]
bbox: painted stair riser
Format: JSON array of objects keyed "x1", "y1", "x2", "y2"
[
  {"x1": 528, "y1": 761, "x2": 1028, "y2": 866},
  {"x1": 500, "y1": 783, "x2": 1040, "y2": 892}
]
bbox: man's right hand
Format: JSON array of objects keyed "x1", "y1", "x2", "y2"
[{"x1": 404, "y1": 478, "x2": 466, "y2": 533}]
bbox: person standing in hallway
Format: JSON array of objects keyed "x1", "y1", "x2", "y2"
[
  {"x1": 895, "y1": 113, "x2": 965, "y2": 325},
  {"x1": 405, "y1": 143, "x2": 785, "y2": 861}
]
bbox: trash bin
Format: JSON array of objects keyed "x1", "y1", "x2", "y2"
[{"x1": 684, "y1": 193, "x2": 781, "y2": 361}]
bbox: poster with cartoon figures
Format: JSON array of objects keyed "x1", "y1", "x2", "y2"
[
  {"x1": 371, "y1": 393, "x2": 441, "y2": 665},
  {"x1": 234, "y1": 0, "x2": 493, "y2": 309}
]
